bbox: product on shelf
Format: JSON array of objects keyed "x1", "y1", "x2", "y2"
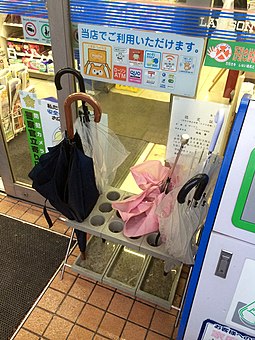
[
  {"x1": 0, "y1": 85, "x2": 9, "y2": 120},
  {"x1": 0, "y1": 48, "x2": 8, "y2": 70},
  {"x1": 0, "y1": 85, "x2": 13, "y2": 142},
  {"x1": 4, "y1": 14, "x2": 22, "y2": 24},
  {"x1": 21, "y1": 53, "x2": 54, "y2": 74},
  {"x1": 9, "y1": 64, "x2": 29, "y2": 90},
  {"x1": 0, "y1": 67, "x2": 29, "y2": 138},
  {"x1": 7, "y1": 41, "x2": 23, "y2": 52},
  {"x1": 0, "y1": 69, "x2": 12, "y2": 88},
  {"x1": 8, "y1": 77, "x2": 24, "y2": 134}
]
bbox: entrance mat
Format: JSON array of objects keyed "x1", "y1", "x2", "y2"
[
  {"x1": 112, "y1": 135, "x2": 148, "y2": 187},
  {"x1": 0, "y1": 214, "x2": 70, "y2": 339},
  {"x1": 95, "y1": 92, "x2": 170, "y2": 145}
]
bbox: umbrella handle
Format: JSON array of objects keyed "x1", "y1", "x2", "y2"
[
  {"x1": 55, "y1": 67, "x2": 89, "y2": 121},
  {"x1": 193, "y1": 174, "x2": 209, "y2": 201},
  {"x1": 64, "y1": 92, "x2": 102, "y2": 140},
  {"x1": 177, "y1": 174, "x2": 209, "y2": 204},
  {"x1": 55, "y1": 67, "x2": 86, "y2": 92}
]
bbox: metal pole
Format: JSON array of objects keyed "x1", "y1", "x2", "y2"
[
  {"x1": 60, "y1": 228, "x2": 75, "y2": 280},
  {"x1": 46, "y1": 0, "x2": 75, "y2": 130}
]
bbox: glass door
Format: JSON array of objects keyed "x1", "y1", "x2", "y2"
[{"x1": 0, "y1": 0, "x2": 75, "y2": 203}]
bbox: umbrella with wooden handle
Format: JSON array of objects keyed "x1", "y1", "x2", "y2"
[
  {"x1": 29, "y1": 92, "x2": 102, "y2": 261},
  {"x1": 64, "y1": 92, "x2": 102, "y2": 140}
]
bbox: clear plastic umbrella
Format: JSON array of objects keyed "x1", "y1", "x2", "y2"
[
  {"x1": 55, "y1": 67, "x2": 130, "y2": 193},
  {"x1": 157, "y1": 109, "x2": 225, "y2": 272}
]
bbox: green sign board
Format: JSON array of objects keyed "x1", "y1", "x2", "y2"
[
  {"x1": 22, "y1": 108, "x2": 46, "y2": 165},
  {"x1": 232, "y1": 148, "x2": 255, "y2": 234},
  {"x1": 205, "y1": 39, "x2": 255, "y2": 72}
]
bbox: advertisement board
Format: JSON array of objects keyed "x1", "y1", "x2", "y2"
[
  {"x1": 205, "y1": 39, "x2": 255, "y2": 72},
  {"x1": 78, "y1": 24, "x2": 205, "y2": 97}
]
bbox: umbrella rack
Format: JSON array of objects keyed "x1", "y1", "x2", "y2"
[
  {"x1": 61, "y1": 186, "x2": 187, "y2": 315},
  {"x1": 53, "y1": 79, "x2": 189, "y2": 318}
]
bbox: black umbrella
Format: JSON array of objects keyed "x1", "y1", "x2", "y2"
[
  {"x1": 28, "y1": 92, "x2": 102, "y2": 259},
  {"x1": 55, "y1": 68, "x2": 92, "y2": 257}
]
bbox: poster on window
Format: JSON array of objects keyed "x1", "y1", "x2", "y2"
[
  {"x1": 205, "y1": 39, "x2": 255, "y2": 72},
  {"x1": 20, "y1": 91, "x2": 60, "y2": 165},
  {"x1": 166, "y1": 96, "x2": 230, "y2": 161},
  {"x1": 78, "y1": 24, "x2": 205, "y2": 97}
]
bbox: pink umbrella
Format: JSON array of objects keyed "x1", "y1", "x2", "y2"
[{"x1": 112, "y1": 160, "x2": 178, "y2": 237}]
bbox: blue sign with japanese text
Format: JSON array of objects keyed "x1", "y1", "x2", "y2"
[
  {"x1": 78, "y1": 24, "x2": 205, "y2": 97},
  {"x1": 198, "y1": 319, "x2": 255, "y2": 340}
]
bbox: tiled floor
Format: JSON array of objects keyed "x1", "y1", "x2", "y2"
[{"x1": 0, "y1": 193, "x2": 189, "y2": 340}]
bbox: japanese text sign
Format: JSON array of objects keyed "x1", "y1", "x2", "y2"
[
  {"x1": 166, "y1": 96, "x2": 229, "y2": 161},
  {"x1": 205, "y1": 39, "x2": 255, "y2": 72},
  {"x1": 22, "y1": 17, "x2": 51, "y2": 45},
  {"x1": 78, "y1": 24, "x2": 205, "y2": 97},
  {"x1": 198, "y1": 319, "x2": 255, "y2": 340},
  {"x1": 20, "y1": 92, "x2": 61, "y2": 165},
  {"x1": 22, "y1": 106, "x2": 46, "y2": 166}
]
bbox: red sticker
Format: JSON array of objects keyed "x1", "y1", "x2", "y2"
[{"x1": 113, "y1": 65, "x2": 127, "y2": 81}]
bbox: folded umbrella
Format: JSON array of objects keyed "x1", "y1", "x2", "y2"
[
  {"x1": 112, "y1": 160, "x2": 171, "y2": 237},
  {"x1": 158, "y1": 174, "x2": 209, "y2": 273},
  {"x1": 28, "y1": 92, "x2": 102, "y2": 258}
]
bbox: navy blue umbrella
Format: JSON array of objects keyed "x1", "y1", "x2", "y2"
[{"x1": 29, "y1": 92, "x2": 102, "y2": 258}]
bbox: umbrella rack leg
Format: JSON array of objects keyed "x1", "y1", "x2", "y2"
[
  {"x1": 60, "y1": 228, "x2": 76, "y2": 280},
  {"x1": 172, "y1": 266, "x2": 193, "y2": 328}
]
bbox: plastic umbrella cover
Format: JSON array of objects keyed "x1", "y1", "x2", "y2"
[
  {"x1": 74, "y1": 115, "x2": 130, "y2": 193},
  {"x1": 157, "y1": 153, "x2": 222, "y2": 272}
]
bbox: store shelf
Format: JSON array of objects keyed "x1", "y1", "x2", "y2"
[
  {"x1": 3, "y1": 23, "x2": 23, "y2": 27},
  {"x1": 13, "y1": 51, "x2": 48, "y2": 59},
  {"x1": 28, "y1": 69, "x2": 54, "y2": 76},
  {"x1": 7, "y1": 37, "x2": 51, "y2": 46},
  {"x1": 4, "y1": 14, "x2": 54, "y2": 81}
]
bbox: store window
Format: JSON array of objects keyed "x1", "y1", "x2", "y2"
[
  {"x1": 0, "y1": 1, "x2": 59, "y2": 196},
  {"x1": 69, "y1": 0, "x2": 220, "y2": 189}
]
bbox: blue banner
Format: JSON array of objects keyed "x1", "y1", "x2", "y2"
[
  {"x1": 0, "y1": 0, "x2": 47, "y2": 17},
  {"x1": 70, "y1": 1, "x2": 255, "y2": 43}
]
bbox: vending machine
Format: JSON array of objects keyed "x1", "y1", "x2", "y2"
[{"x1": 178, "y1": 95, "x2": 255, "y2": 340}]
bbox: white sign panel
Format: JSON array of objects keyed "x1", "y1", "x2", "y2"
[
  {"x1": 78, "y1": 24, "x2": 205, "y2": 97},
  {"x1": 166, "y1": 96, "x2": 230, "y2": 160},
  {"x1": 226, "y1": 259, "x2": 255, "y2": 335},
  {"x1": 20, "y1": 91, "x2": 61, "y2": 149},
  {"x1": 22, "y1": 17, "x2": 51, "y2": 44},
  {"x1": 198, "y1": 319, "x2": 254, "y2": 340}
]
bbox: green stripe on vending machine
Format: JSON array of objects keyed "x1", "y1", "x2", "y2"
[{"x1": 232, "y1": 148, "x2": 255, "y2": 233}]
